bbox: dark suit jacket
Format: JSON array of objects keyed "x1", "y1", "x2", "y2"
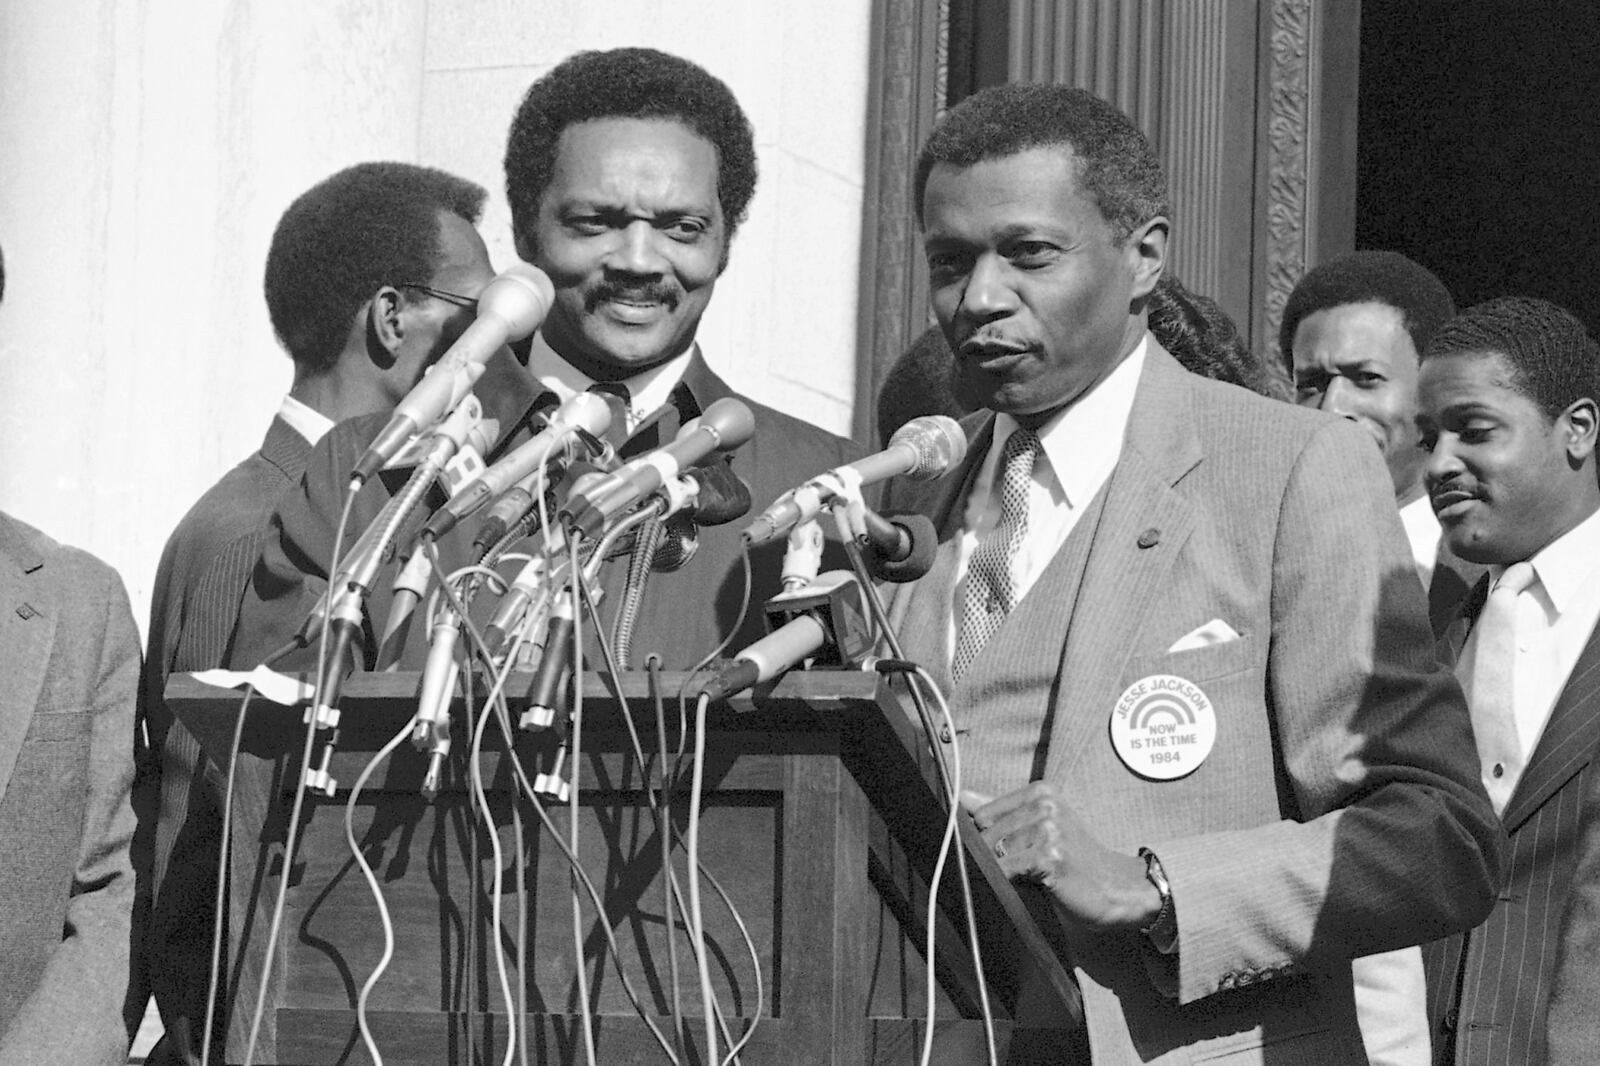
[
  {"x1": 1429, "y1": 538, "x2": 1486, "y2": 640},
  {"x1": 0, "y1": 512, "x2": 139, "y2": 1066},
  {"x1": 135, "y1": 416, "x2": 313, "y2": 1066},
  {"x1": 881, "y1": 344, "x2": 1502, "y2": 1064},
  {"x1": 230, "y1": 351, "x2": 862, "y2": 673},
  {"x1": 220, "y1": 348, "x2": 859, "y2": 1060},
  {"x1": 1425, "y1": 580, "x2": 1600, "y2": 1065}
]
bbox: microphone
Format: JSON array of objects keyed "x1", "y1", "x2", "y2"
[
  {"x1": 681, "y1": 457, "x2": 752, "y2": 526},
  {"x1": 650, "y1": 513, "x2": 699, "y2": 573},
  {"x1": 353, "y1": 263, "x2": 556, "y2": 483},
  {"x1": 695, "y1": 570, "x2": 872, "y2": 702},
  {"x1": 741, "y1": 415, "x2": 966, "y2": 546},
  {"x1": 559, "y1": 398, "x2": 756, "y2": 538},
  {"x1": 421, "y1": 391, "x2": 611, "y2": 542},
  {"x1": 859, "y1": 509, "x2": 938, "y2": 582}
]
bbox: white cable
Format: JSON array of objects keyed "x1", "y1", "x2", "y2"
[
  {"x1": 243, "y1": 482, "x2": 359, "y2": 1066},
  {"x1": 686, "y1": 692, "x2": 720, "y2": 1065},
  {"x1": 469, "y1": 690, "x2": 518, "y2": 1066},
  {"x1": 345, "y1": 718, "x2": 413, "y2": 1066},
  {"x1": 566, "y1": 539, "x2": 601, "y2": 1066},
  {"x1": 910, "y1": 667, "x2": 997, "y2": 1066}
]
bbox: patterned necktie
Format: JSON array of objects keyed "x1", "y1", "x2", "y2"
[
  {"x1": 953, "y1": 427, "x2": 1041, "y2": 681},
  {"x1": 1462, "y1": 561, "x2": 1536, "y2": 814}
]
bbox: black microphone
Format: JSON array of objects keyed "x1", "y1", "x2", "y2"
[
  {"x1": 682, "y1": 457, "x2": 752, "y2": 526},
  {"x1": 859, "y1": 509, "x2": 937, "y2": 582},
  {"x1": 353, "y1": 263, "x2": 555, "y2": 483},
  {"x1": 741, "y1": 415, "x2": 966, "y2": 546}
]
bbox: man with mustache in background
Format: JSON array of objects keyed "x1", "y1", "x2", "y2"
[
  {"x1": 218, "y1": 48, "x2": 859, "y2": 1063},
  {"x1": 230, "y1": 47, "x2": 859, "y2": 678},
  {"x1": 1417, "y1": 297, "x2": 1600, "y2": 1065}
]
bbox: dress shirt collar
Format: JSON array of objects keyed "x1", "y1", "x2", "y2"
[
  {"x1": 277, "y1": 394, "x2": 335, "y2": 446},
  {"x1": 525, "y1": 331, "x2": 696, "y2": 434},
  {"x1": 1497, "y1": 503, "x2": 1600, "y2": 616},
  {"x1": 1398, "y1": 494, "x2": 1442, "y2": 585},
  {"x1": 988, "y1": 335, "x2": 1148, "y2": 509}
]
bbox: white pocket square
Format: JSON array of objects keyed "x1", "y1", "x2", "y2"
[{"x1": 1168, "y1": 619, "x2": 1241, "y2": 653}]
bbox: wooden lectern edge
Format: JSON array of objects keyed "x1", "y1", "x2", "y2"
[{"x1": 163, "y1": 668, "x2": 1082, "y2": 1029}]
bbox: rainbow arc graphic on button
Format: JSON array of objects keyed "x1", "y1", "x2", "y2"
[{"x1": 1127, "y1": 692, "x2": 1198, "y2": 730}]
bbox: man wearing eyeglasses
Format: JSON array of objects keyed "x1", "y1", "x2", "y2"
[{"x1": 134, "y1": 161, "x2": 494, "y2": 1066}]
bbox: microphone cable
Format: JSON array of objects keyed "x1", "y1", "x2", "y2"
[
  {"x1": 847, "y1": 533, "x2": 996, "y2": 1066},
  {"x1": 563, "y1": 532, "x2": 601, "y2": 1066},
  {"x1": 198, "y1": 636, "x2": 303, "y2": 1066},
  {"x1": 344, "y1": 715, "x2": 412, "y2": 1066},
  {"x1": 580, "y1": 594, "x2": 762, "y2": 1063},
  {"x1": 243, "y1": 481, "x2": 361, "y2": 1066}
]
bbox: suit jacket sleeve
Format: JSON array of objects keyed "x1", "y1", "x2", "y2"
[
  {"x1": 1153, "y1": 419, "x2": 1504, "y2": 1003},
  {"x1": 0, "y1": 562, "x2": 140, "y2": 1066}
]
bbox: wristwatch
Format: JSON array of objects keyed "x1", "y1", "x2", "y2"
[{"x1": 1138, "y1": 847, "x2": 1179, "y2": 954}]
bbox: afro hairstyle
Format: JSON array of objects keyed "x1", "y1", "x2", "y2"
[
  {"x1": 503, "y1": 48, "x2": 757, "y2": 258},
  {"x1": 1278, "y1": 250, "x2": 1455, "y2": 374},
  {"x1": 913, "y1": 82, "x2": 1169, "y2": 243},
  {"x1": 1423, "y1": 295, "x2": 1600, "y2": 420},
  {"x1": 263, "y1": 161, "x2": 486, "y2": 374}
]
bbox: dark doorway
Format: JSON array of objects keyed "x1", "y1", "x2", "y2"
[{"x1": 1357, "y1": 0, "x2": 1600, "y2": 332}]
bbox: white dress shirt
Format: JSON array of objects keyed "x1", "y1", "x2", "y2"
[
  {"x1": 948, "y1": 338, "x2": 1147, "y2": 658},
  {"x1": 277, "y1": 394, "x2": 334, "y2": 446},
  {"x1": 525, "y1": 331, "x2": 695, "y2": 437},
  {"x1": 1398, "y1": 493, "x2": 1442, "y2": 588},
  {"x1": 1457, "y1": 503, "x2": 1600, "y2": 796}
]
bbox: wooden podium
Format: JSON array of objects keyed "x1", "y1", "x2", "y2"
[{"x1": 166, "y1": 670, "x2": 1081, "y2": 1064}]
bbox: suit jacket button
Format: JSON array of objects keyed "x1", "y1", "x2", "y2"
[
  {"x1": 1218, "y1": 973, "x2": 1235, "y2": 991},
  {"x1": 1137, "y1": 528, "x2": 1161, "y2": 549},
  {"x1": 1442, "y1": 1007, "x2": 1459, "y2": 1032}
]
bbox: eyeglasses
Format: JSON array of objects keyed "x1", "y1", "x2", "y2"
[{"x1": 396, "y1": 282, "x2": 478, "y2": 312}]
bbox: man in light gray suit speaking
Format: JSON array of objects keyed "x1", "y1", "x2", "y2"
[{"x1": 882, "y1": 83, "x2": 1504, "y2": 1064}]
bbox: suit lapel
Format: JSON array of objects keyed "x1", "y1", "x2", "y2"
[
  {"x1": 1438, "y1": 574, "x2": 1490, "y2": 666},
  {"x1": 0, "y1": 518, "x2": 56, "y2": 805},
  {"x1": 1039, "y1": 346, "x2": 1200, "y2": 784},
  {"x1": 1501, "y1": 616, "x2": 1600, "y2": 832},
  {"x1": 1429, "y1": 538, "x2": 1488, "y2": 639}
]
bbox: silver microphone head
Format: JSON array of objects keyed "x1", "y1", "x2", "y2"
[{"x1": 889, "y1": 415, "x2": 968, "y2": 480}]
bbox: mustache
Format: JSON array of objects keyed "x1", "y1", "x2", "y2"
[{"x1": 586, "y1": 279, "x2": 679, "y2": 312}]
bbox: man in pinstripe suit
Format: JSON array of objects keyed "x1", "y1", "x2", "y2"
[
  {"x1": 134, "y1": 162, "x2": 495, "y2": 1066},
  {"x1": 1416, "y1": 296, "x2": 1600, "y2": 1065},
  {"x1": 884, "y1": 82, "x2": 1502, "y2": 1064}
]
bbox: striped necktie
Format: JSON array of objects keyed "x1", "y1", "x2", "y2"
[{"x1": 953, "y1": 427, "x2": 1040, "y2": 681}]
